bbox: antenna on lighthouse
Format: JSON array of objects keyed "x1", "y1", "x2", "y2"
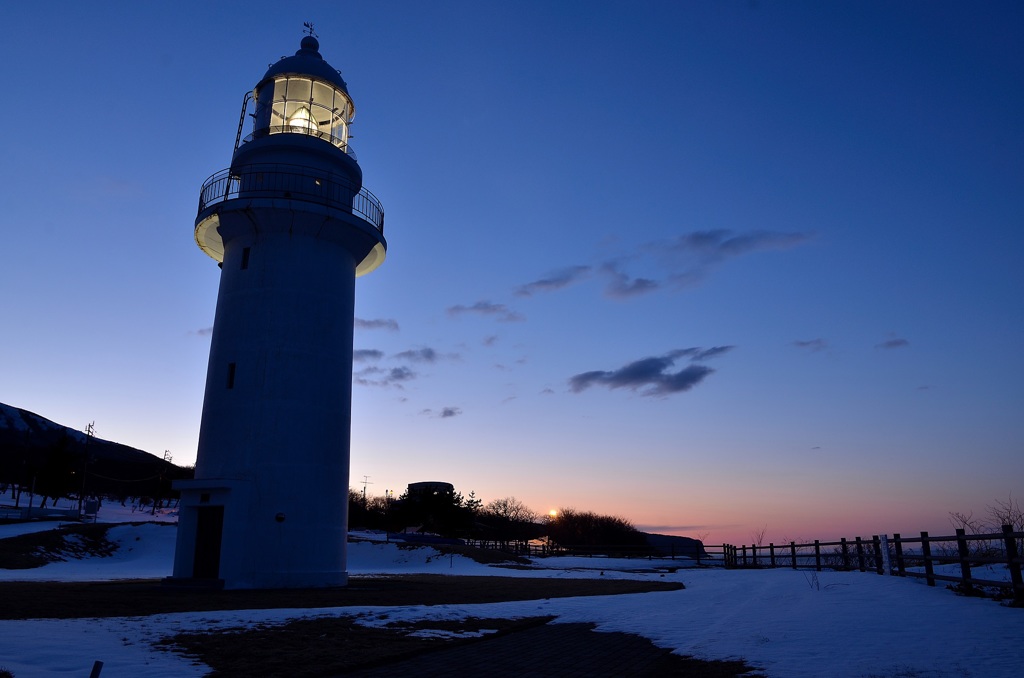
[{"x1": 303, "y1": 21, "x2": 317, "y2": 38}]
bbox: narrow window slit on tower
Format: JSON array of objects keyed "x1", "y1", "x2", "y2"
[
  {"x1": 241, "y1": 247, "x2": 251, "y2": 270},
  {"x1": 227, "y1": 362, "x2": 236, "y2": 389}
]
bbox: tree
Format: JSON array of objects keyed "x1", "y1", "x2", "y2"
[
  {"x1": 483, "y1": 496, "x2": 538, "y2": 525},
  {"x1": 548, "y1": 507, "x2": 648, "y2": 555},
  {"x1": 479, "y1": 497, "x2": 540, "y2": 550},
  {"x1": 393, "y1": 484, "x2": 474, "y2": 537},
  {"x1": 35, "y1": 433, "x2": 77, "y2": 507}
]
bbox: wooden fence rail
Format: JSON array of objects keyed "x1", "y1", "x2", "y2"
[{"x1": 716, "y1": 525, "x2": 1023, "y2": 600}]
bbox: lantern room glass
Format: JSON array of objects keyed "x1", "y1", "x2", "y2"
[{"x1": 255, "y1": 75, "x2": 353, "y2": 150}]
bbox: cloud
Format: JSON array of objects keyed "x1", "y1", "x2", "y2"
[
  {"x1": 637, "y1": 524, "x2": 718, "y2": 534},
  {"x1": 600, "y1": 262, "x2": 660, "y2": 298},
  {"x1": 793, "y1": 338, "x2": 828, "y2": 352},
  {"x1": 420, "y1": 406, "x2": 463, "y2": 419},
  {"x1": 514, "y1": 265, "x2": 592, "y2": 297},
  {"x1": 568, "y1": 347, "x2": 732, "y2": 396},
  {"x1": 394, "y1": 347, "x2": 439, "y2": 363},
  {"x1": 482, "y1": 335, "x2": 499, "y2": 347},
  {"x1": 656, "y1": 229, "x2": 814, "y2": 290},
  {"x1": 447, "y1": 301, "x2": 524, "y2": 322},
  {"x1": 691, "y1": 346, "x2": 734, "y2": 361},
  {"x1": 355, "y1": 318, "x2": 400, "y2": 331},
  {"x1": 191, "y1": 327, "x2": 213, "y2": 337},
  {"x1": 663, "y1": 229, "x2": 811, "y2": 258},
  {"x1": 876, "y1": 337, "x2": 909, "y2": 349},
  {"x1": 354, "y1": 365, "x2": 416, "y2": 388},
  {"x1": 353, "y1": 349, "x2": 384, "y2": 362},
  {"x1": 517, "y1": 229, "x2": 812, "y2": 303}
]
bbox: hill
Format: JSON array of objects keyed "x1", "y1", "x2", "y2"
[{"x1": 0, "y1": 402, "x2": 193, "y2": 502}]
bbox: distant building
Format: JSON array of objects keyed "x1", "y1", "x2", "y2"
[{"x1": 405, "y1": 481, "x2": 456, "y2": 498}]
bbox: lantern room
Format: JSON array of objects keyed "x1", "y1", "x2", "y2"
[
  {"x1": 252, "y1": 74, "x2": 353, "y2": 149},
  {"x1": 240, "y1": 35, "x2": 356, "y2": 153}
]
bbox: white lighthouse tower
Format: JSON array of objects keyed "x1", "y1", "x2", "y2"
[{"x1": 171, "y1": 33, "x2": 386, "y2": 589}]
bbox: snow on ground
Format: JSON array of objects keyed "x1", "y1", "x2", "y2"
[{"x1": 2, "y1": 515, "x2": 1023, "y2": 677}]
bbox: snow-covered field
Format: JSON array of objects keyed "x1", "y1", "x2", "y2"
[{"x1": 1, "y1": 501, "x2": 1022, "y2": 677}]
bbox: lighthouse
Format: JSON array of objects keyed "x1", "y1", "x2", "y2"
[{"x1": 171, "y1": 33, "x2": 386, "y2": 589}]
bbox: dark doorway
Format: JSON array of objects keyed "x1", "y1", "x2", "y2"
[{"x1": 193, "y1": 505, "x2": 225, "y2": 579}]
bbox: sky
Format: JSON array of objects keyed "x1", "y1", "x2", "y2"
[
  {"x1": 2, "y1": 511, "x2": 1023, "y2": 677},
  {"x1": 1, "y1": 1, "x2": 1022, "y2": 545}
]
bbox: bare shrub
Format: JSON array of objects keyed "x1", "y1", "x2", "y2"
[{"x1": 749, "y1": 524, "x2": 767, "y2": 546}]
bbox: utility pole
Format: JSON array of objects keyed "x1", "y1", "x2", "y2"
[
  {"x1": 361, "y1": 475, "x2": 374, "y2": 502},
  {"x1": 79, "y1": 421, "x2": 95, "y2": 514}
]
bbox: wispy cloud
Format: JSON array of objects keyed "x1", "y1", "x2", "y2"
[
  {"x1": 394, "y1": 347, "x2": 439, "y2": 363},
  {"x1": 354, "y1": 366, "x2": 416, "y2": 388},
  {"x1": 420, "y1": 406, "x2": 463, "y2": 419},
  {"x1": 876, "y1": 337, "x2": 909, "y2": 349},
  {"x1": 353, "y1": 349, "x2": 384, "y2": 362},
  {"x1": 657, "y1": 229, "x2": 813, "y2": 290},
  {"x1": 514, "y1": 228, "x2": 813, "y2": 302},
  {"x1": 599, "y1": 262, "x2": 660, "y2": 298},
  {"x1": 793, "y1": 338, "x2": 828, "y2": 353},
  {"x1": 514, "y1": 265, "x2": 592, "y2": 297},
  {"x1": 190, "y1": 327, "x2": 213, "y2": 337},
  {"x1": 447, "y1": 301, "x2": 524, "y2": 322},
  {"x1": 568, "y1": 347, "x2": 733, "y2": 396},
  {"x1": 355, "y1": 317, "x2": 400, "y2": 331},
  {"x1": 637, "y1": 524, "x2": 718, "y2": 534}
]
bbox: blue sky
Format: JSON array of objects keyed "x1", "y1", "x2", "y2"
[{"x1": 2, "y1": 2, "x2": 1021, "y2": 543}]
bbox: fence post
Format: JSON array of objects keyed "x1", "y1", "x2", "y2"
[
  {"x1": 841, "y1": 538, "x2": 850, "y2": 570},
  {"x1": 769, "y1": 542, "x2": 776, "y2": 568},
  {"x1": 921, "y1": 531, "x2": 935, "y2": 587},
  {"x1": 855, "y1": 537, "x2": 866, "y2": 572},
  {"x1": 1002, "y1": 525, "x2": 1023, "y2": 601},
  {"x1": 790, "y1": 541, "x2": 797, "y2": 569},
  {"x1": 872, "y1": 535, "x2": 883, "y2": 574},
  {"x1": 752, "y1": 544, "x2": 759, "y2": 568},
  {"x1": 893, "y1": 533, "x2": 906, "y2": 576},
  {"x1": 879, "y1": 535, "x2": 890, "y2": 575},
  {"x1": 815, "y1": 540, "x2": 821, "y2": 572},
  {"x1": 955, "y1": 528, "x2": 974, "y2": 594},
  {"x1": 741, "y1": 545, "x2": 747, "y2": 567}
]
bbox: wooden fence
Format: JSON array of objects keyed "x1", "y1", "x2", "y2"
[{"x1": 717, "y1": 525, "x2": 1023, "y2": 601}]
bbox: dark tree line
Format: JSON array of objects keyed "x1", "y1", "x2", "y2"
[
  {"x1": 1, "y1": 432, "x2": 193, "y2": 510},
  {"x1": 548, "y1": 507, "x2": 649, "y2": 555},
  {"x1": 347, "y1": 486, "x2": 646, "y2": 555}
]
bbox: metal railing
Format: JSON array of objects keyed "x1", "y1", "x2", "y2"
[
  {"x1": 239, "y1": 126, "x2": 357, "y2": 160},
  {"x1": 197, "y1": 163, "x2": 383, "y2": 233}
]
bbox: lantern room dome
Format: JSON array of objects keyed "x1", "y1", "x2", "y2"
[{"x1": 260, "y1": 36, "x2": 350, "y2": 94}]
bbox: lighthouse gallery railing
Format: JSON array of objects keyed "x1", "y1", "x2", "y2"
[{"x1": 198, "y1": 164, "x2": 384, "y2": 234}]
